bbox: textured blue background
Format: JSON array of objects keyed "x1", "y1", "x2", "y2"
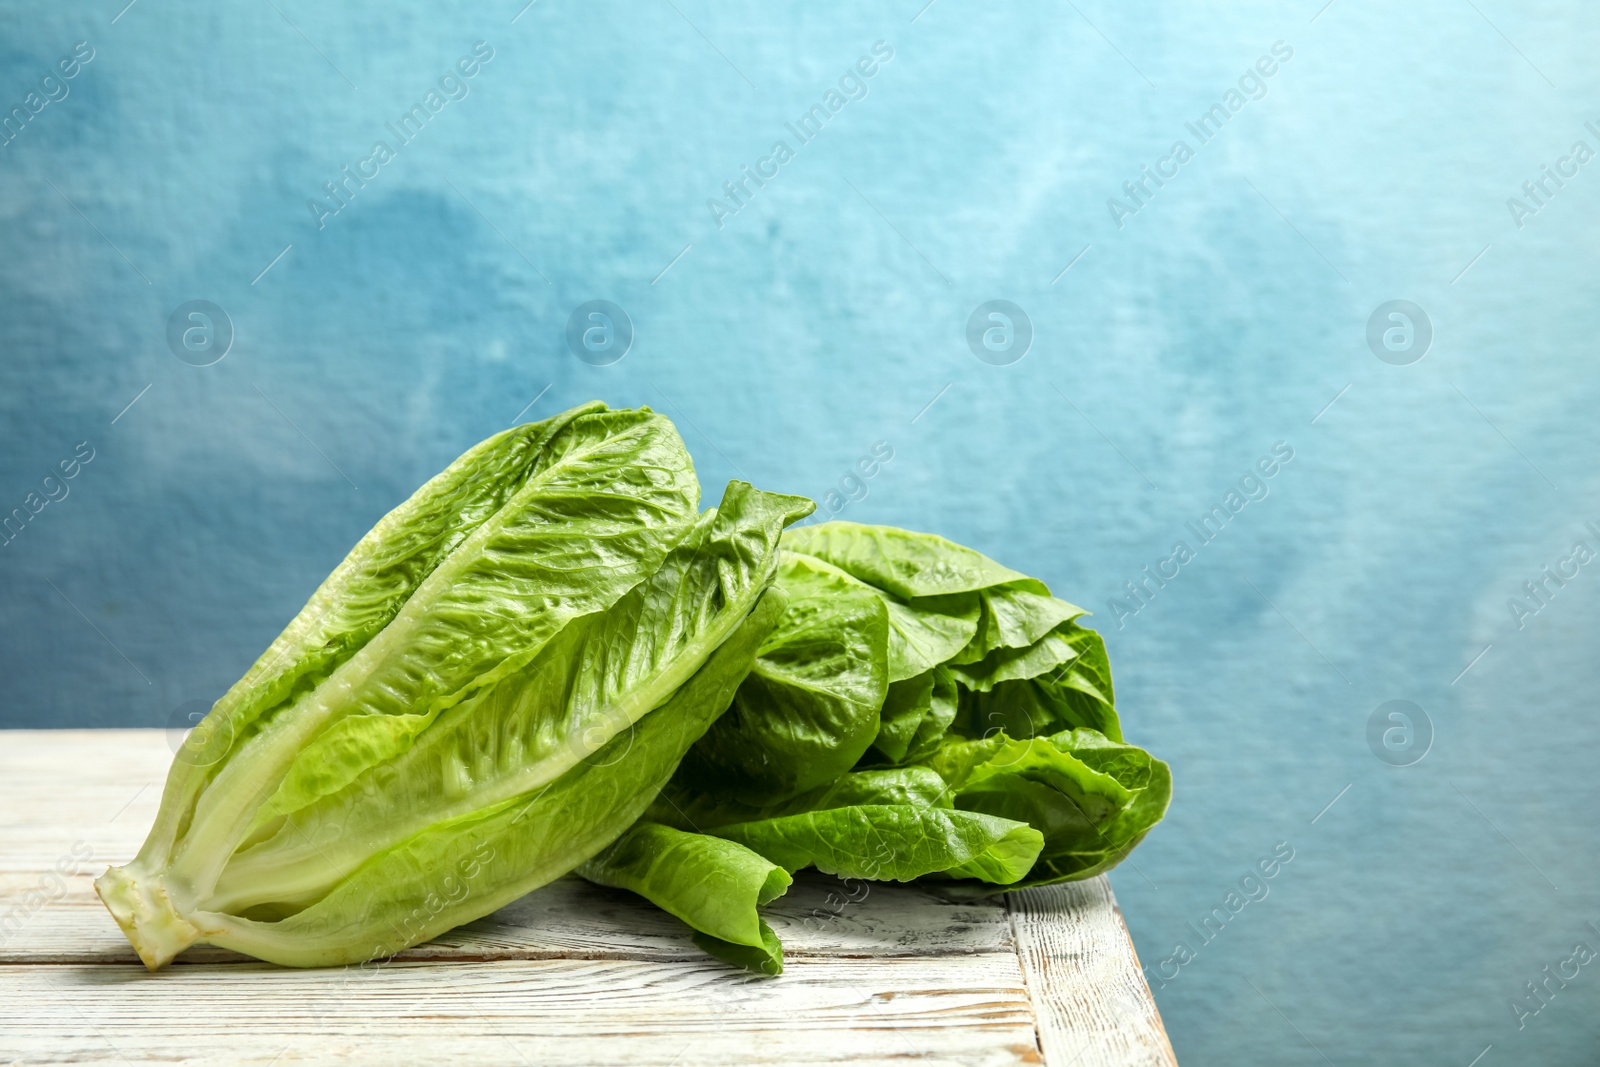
[{"x1": 2, "y1": 1, "x2": 1597, "y2": 1062}]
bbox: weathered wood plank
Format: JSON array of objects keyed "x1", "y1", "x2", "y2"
[
  {"x1": 0, "y1": 731, "x2": 1013, "y2": 965},
  {"x1": 0, "y1": 956, "x2": 1042, "y2": 1066},
  {"x1": 1008, "y1": 881, "x2": 1176, "y2": 1067},
  {"x1": 1, "y1": 729, "x2": 1173, "y2": 1065},
  {"x1": 0, "y1": 870, "x2": 1014, "y2": 966},
  {"x1": 0, "y1": 735, "x2": 1011, "y2": 966}
]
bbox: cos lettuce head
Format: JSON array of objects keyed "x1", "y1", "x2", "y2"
[{"x1": 97, "y1": 402, "x2": 811, "y2": 969}]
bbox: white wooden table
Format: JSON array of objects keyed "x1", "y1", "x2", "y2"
[{"x1": 0, "y1": 731, "x2": 1175, "y2": 1066}]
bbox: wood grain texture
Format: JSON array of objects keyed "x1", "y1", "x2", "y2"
[
  {"x1": 0, "y1": 729, "x2": 1170, "y2": 1065},
  {"x1": 0, "y1": 956, "x2": 1043, "y2": 1066},
  {"x1": 1009, "y1": 881, "x2": 1177, "y2": 1067}
]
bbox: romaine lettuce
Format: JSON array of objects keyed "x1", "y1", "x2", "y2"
[
  {"x1": 96, "y1": 404, "x2": 812, "y2": 969},
  {"x1": 582, "y1": 521, "x2": 1170, "y2": 973},
  {"x1": 96, "y1": 420, "x2": 1166, "y2": 979}
]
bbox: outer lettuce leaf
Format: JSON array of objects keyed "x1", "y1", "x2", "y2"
[
  {"x1": 663, "y1": 762, "x2": 1036, "y2": 886},
  {"x1": 949, "y1": 627, "x2": 1086, "y2": 693},
  {"x1": 141, "y1": 403, "x2": 610, "y2": 866},
  {"x1": 1044, "y1": 627, "x2": 1119, "y2": 739},
  {"x1": 578, "y1": 822, "x2": 791, "y2": 973},
  {"x1": 931, "y1": 736, "x2": 1133, "y2": 853},
  {"x1": 951, "y1": 582, "x2": 1087, "y2": 664},
  {"x1": 169, "y1": 407, "x2": 706, "y2": 901},
  {"x1": 787, "y1": 766, "x2": 952, "y2": 811},
  {"x1": 680, "y1": 553, "x2": 889, "y2": 804},
  {"x1": 786, "y1": 522, "x2": 1086, "y2": 673},
  {"x1": 209, "y1": 481, "x2": 810, "y2": 914},
  {"x1": 652, "y1": 765, "x2": 953, "y2": 831},
  {"x1": 921, "y1": 729, "x2": 1171, "y2": 889},
  {"x1": 199, "y1": 587, "x2": 791, "y2": 967},
  {"x1": 779, "y1": 547, "x2": 979, "y2": 683},
  {"x1": 975, "y1": 583, "x2": 1087, "y2": 650},
  {"x1": 942, "y1": 825, "x2": 1055, "y2": 883},
  {"x1": 693, "y1": 923, "x2": 787, "y2": 976},
  {"x1": 782, "y1": 522, "x2": 1030, "y2": 599},
  {"x1": 710, "y1": 805, "x2": 1043, "y2": 884},
  {"x1": 1034, "y1": 728, "x2": 1172, "y2": 881},
  {"x1": 881, "y1": 593, "x2": 980, "y2": 681}
]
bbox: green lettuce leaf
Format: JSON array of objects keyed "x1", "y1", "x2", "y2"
[
  {"x1": 139, "y1": 403, "x2": 616, "y2": 870},
  {"x1": 710, "y1": 805, "x2": 1043, "y2": 884},
  {"x1": 949, "y1": 627, "x2": 1086, "y2": 693},
  {"x1": 921, "y1": 728, "x2": 1171, "y2": 889},
  {"x1": 693, "y1": 923, "x2": 788, "y2": 976},
  {"x1": 782, "y1": 522, "x2": 1030, "y2": 599},
  {"x1": 869, "y1": 666, "x2": 960, "y2": 764},
  {"x1": 678, "y1": 553, "x2": 889, "y2": 804},
  {"x1": 652, "y1": 765, "x2": 954, "y2": 831},
  {"x1": 953, "y1": 624, "x2": 1120, "y2": 742},
  {"x1": 951, "y1": 583, "x2": 1087, "y2": 664},
  {"x1": 870, "y1": 670, "x2": 934, "y2": 764},
  {"x1": 777, "y1": 546, "x2": 978, "y2": 683},
  {"x1": 96, "y1": 404, "x2": 812, "y2": 969},
  {"x1": 199, "y1": 586, "x2": 791, "y2": 967},
  {"x1": 578, "y1": 821, "x2": 791, "y2": 974},
  {"x1": 207, "y1": 480, "x2": 809, "y2": 914}
]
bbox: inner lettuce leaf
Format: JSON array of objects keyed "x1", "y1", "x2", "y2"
[
  {"x1": 953, "y1": 624, "x2": 1120, "y2": 742},
  {"x1": 677, "y1": 552, "x2": 889, "y2": 804},
  {"x1": 870, "y1": 671, "x2": 936, "y2": 764},
  {"x1": 96, "y1": 403, "x2": 813, "y2": 969}
]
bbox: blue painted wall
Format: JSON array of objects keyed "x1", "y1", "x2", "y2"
[{"x1": 2, "y1": 1, "x2": 1596, "y2": 1061}]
